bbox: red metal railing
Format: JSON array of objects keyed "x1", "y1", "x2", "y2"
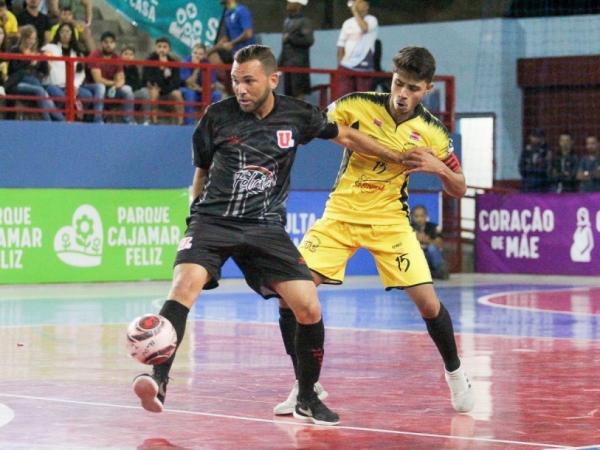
[{"x1": 0, "y1": 52, "x2": 455, "y2": 130}]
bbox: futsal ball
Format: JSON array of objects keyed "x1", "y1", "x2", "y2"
[{"x1": 126, "y1": 314, "x2": 177, "y2": 365}]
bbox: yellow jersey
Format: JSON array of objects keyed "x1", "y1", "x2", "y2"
[{"x1": 324, "y1": 92, "x2": 454, "y2": 225}]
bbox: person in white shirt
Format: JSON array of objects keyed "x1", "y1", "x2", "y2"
[{"x1": 335, "y1": 0, "x2": 378, "y2": 97}]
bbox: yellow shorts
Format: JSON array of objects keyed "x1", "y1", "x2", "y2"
[{"x1": 298, "y1": 218, "x2": 432, "y2": 289}]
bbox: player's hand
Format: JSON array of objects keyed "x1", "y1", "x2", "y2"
[{"x1": 402, "y1": 148, "x2": 445, "y2": 175}]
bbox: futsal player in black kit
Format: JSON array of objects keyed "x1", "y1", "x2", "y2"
[{"x1": 132, "y1": 44, "x2": 407, "y2": 426}]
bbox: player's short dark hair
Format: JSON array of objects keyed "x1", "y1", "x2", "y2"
[
  {"x1": 60, "y1": 5, "x2": 72, "y2": 12},
  {"x1": 100, "y1": 31, "x2": 116, "y2": 42},
  {"x1": 155, "y1": 36, "x2": 171, "y2": 47},
  {"x1": 392, "y1": 47, "x2": 436, "y2": 83},
  {"x1": 234, "y1": 45, "x2": 277, "y2": 74},
  {"x1": 411, "y1": 205, "x2": 428, "y2": 214}
]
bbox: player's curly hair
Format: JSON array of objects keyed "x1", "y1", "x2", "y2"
[
  {"x1": 392, "y1": 47, "x2": 436, "y2": 83},
  {"x1": 234, "y1": 45, "x2": 277, "y2": 74}
]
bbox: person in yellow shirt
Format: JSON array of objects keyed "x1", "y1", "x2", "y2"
[
  {"x1": 0, "y1": 0, "x2": 18, "y2": 47},
  {"x1": 273, "y1": 46, "x2": 475, "y2": 416}
]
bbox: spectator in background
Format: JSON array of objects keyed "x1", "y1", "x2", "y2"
[
  {"x1": 121, "y1": 45, "x2": 150, "y2": 125},
  {"x1": 180, "y1": 43, "x2": 221, "y2": 125},
  {"x1": 410, "y1": 205, "x2": 449, "y2": 280},
  {"x1": 208, "y1": 0, "x2": 256, "y2": 95},
  {"x1": 549, "y1": 131, "x2": 578, "y2": 192},
  {"x1": 143, "y1": 37, "x2": 184, "y2": 125},
  {"x1": 336, "y1": 0, "x2": 378, "y2": 97},
  {"x1": 41, "y1": 21, "x2": 95, "y2": 119},
  {"x1": 278, "y1": 0, "x2": 313, "y2": 99},
  {"x1": 84, "y1": 31, "x2": 134, "y2": 123},
  {"x1": 5, "y1": 25, "x2": 63, "y2": 120},
  {"x1": 576, "y1": 135, "x2": 600, "y2": 192},
  {"x1": 519, "y1": 128, "x2": 550, "y2": 192},
  {"x1": 0, "y1": 0, "x2": 18, "y2": 48},
  {"x1": 48, "y1": 0, "x2": 92, "y2": 26},
  {"x1": 48, "y1": 5, "x2": 94, "y2": 54},
  {"x1": 0, "y1": 26, "x2": 7, "y2": 97},
  {"x1": 16, "y1": 0, "x2": 51, "y2": 48}
]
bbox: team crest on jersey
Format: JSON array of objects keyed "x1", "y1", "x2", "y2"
[
  {"x1": 277, "y1": 130, "x2": 295, "y2": 149},
  {"x1": 409, "y1": 131, "x2": 421, "y2": 141},
  {"x1": 373, "y1": 118, "x2": 383, "y2": 127}
]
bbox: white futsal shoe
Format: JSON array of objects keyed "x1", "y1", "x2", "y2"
[
  {"x1": 273, "y1": 380, "x2": 328, "y2": 415},
  {"x1": 444, "y1": 363, "x2": 475, "y2": 413}
]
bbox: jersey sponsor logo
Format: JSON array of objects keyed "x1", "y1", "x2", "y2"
[
  {"x1": 177, "y1": 237, "x2": 193, "y2": 251},
  {"x1": 354, "y1": 175, "x2": 387, "y2": 193},
  {"x1": 409, "y1": 131, "x2": 421, "y2": 141},
  {"x1": 276, "y1": 130, "x2": 295, "y2": 149},
  {"x1": 233, "y1": 165, "x2": 277, "y2": 194}
]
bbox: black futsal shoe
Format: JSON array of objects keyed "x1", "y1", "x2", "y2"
[{"x1": 293, "y1": 395, "x2": 340, "y2": 426}]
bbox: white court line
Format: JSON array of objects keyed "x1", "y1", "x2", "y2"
[
  {"x1": 0, "y1": 393, "x2": 567, "y2": 449},
  {"x1": 478, "y1": 286, "x2": 600, "y2": 317}
]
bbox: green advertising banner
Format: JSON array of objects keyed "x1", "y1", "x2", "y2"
[
  {"x1": 105, "y1": 0, "x2": 223, "y2": 56},
  {"x1": 0, "y1": 189, "x2": 190, "y2": 284}
]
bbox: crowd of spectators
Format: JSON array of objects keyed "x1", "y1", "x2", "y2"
[
  {"x1": 520, "y1": 129, "x2": 600, "y2": 193},
  {"x1": 0, "y1": 0, "x2": 386, "y2": 124}
]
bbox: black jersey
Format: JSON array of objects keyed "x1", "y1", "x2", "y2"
[{"x1": 191, "y1": 95, "x2": 338, "y2": 224}]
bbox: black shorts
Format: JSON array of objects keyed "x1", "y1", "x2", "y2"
[{"x1": 174, "y1": 215, "x2": 313, "y2": 298}]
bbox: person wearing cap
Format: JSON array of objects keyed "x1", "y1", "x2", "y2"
[{"x1": 278, "y1": 0, "x2": 314, "y2": 99}]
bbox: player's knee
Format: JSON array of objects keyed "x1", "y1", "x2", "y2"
[
  {"x1": 419, "y1": 300, "x2": 441, "y2": 319},
  {"x1": 293, "y1": 300, "x2": 321, "y2": 324},
  {"x1": 169, "y1": 273, "x2": 205, "y2": 306}
]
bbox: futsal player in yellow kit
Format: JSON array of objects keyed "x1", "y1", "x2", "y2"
[{"x1": 273, "y1": 46, "x2": 475, "y2": 415}]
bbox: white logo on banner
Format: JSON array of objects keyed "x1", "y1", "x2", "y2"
[
  {"x1": 54, "y1": 205, "x2": 103, "y2": 267},
  {"x1": 570, "y1": 207, "x2": 594, "y2": 263},
  {"x1": 169, "y1": 3, "x2": 219, "y2": 47}
]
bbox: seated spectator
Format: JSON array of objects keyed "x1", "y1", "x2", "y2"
[
  {"x1": 519, "y1": 128, "x2": 549, "y2": 192},
  {"x1": 142, "y1": 37, "x2": 183, "y2": 125},
  {"x1": 549, "y1": 132, "x2": 578, "y2": 192},
  {"x1": 41, "y1": 21, "x2": 97, "y2": 119},
  {"x1": 121, "y1": 45, "x2": 150, "y2": 125},
  {"x1": 16, "y1": 0, "x2": 51, "y2": 48},
  {"x1": 410, "y1": 205, "x2": 449, "y2": 280},
  {"x1": 207, "y1": 0, "x2": 256, "y2": 96},
  {"x1": 576, "y1": 135, "x2": 600, "y2": 192},
  {"x1": 5, "y1": 24, "x2": 63, "y2": 120},
  {"x1": 0, "y1": 0, "x2": 18, "y2": 48},
  {"x1": 84, "y1": 31, "x2": 134, "y2": 123},
  {"x1": 180, "y1": 43, "x2": 221, "y2": 125},
  {"x1": 48, "y1": 4, "x2": 94, "y2": 54}
]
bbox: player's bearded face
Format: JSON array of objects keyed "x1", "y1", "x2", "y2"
[
  {"x1": 232, "y1": 60, "x2": 278, "y2": 114},
  {"x1": 389, "y1": 71, "x2": 432, "y2": 117}
]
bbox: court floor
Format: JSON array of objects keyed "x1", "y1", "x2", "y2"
[{"x1": 1, "y1": 273, "x2": 600, "y2": 450}]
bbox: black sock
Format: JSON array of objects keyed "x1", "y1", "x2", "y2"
[
  {"x1": 278, "y1": 307, "x2": 299, "y2": 379},
  {"x1": 423, "y1": 303, "x2": 460, "y2": 372},
  {"x1": 295, "y1": 319, "x2": 324, "y2": 401},
  {"x1": 153, "y1": 299, "x2": 190, "y2": 379}
]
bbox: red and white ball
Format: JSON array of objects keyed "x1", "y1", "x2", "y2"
[{"x1": 126, "y1": 314, "x2": 177, "y2": 365}]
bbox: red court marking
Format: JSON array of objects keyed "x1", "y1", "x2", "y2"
[
  {"x1": 479, "y1": 287, "x2": 600, "y2": 316},
  {"x1": 2, "y1": 320, "x2": 600, "y2": 449}
]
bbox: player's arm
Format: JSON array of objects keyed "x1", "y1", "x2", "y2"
[
  {"x1": 403, "y1": 149, "x2": 467, "y2": 198},
  {"x1": 333, "y1": 125, "x2": 407, "y2": 165},
  {"x1": 191, "y1": 167, "x2": 208, "y2": 200}
]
